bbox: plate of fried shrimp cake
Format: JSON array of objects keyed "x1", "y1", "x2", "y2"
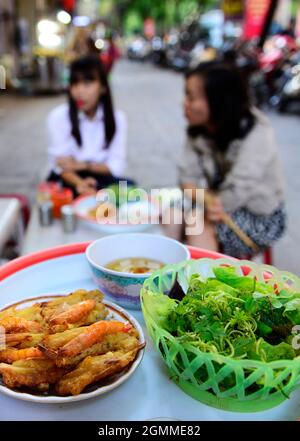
[{"x1": 0, "y1": 289, "x2": 145, "y2": 403}]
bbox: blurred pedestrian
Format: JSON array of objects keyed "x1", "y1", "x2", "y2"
[
  {"x1": 101, "y1": 35, "x2": 121, "y2": 74},
  {"x1": 165, "y1": 62, "x2": 286, "y2": 258},
  {"x1": 280, "y1": 19, "x2": 296, "y2": 38},
  {"x1": 47, "y1": 56, "x2": 132, "y2": 197},
  {"x1": 65, "y1": 28, "x2": 92, "y2": 61}
]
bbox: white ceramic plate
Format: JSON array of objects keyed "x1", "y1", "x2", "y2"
[
  {"x1": 0, "y1": 295, "x2": 145, "y2": 404},
  {"x1": 72, "y1": 194, "x2": 160, "y2": 234}
]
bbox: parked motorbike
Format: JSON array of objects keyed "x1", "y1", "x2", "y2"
[
  {"x1": 150, "y1": 37, "x2": 169, "y2": 67},
  {"x1": 274, "y1": 58, "x2": 300, "y2": 112},
  {"x1": 189, "y1": 42, "x2": 218, "y2": 68},
  {"x1": 127, "y1": 36, "x2": 152, "y2": 61},
  {"x1": 250, "y1": 35, "x2": 297, "y2": 108}
]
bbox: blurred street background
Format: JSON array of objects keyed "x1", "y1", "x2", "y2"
[{"x1": 0, "y1": 0, "x2": 300, "y2": 273}]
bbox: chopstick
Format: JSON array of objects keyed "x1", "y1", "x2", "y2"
[
  {"x1": 221, "y1": 213, "x2": 259, "y2": 253},
  {"x1": 203, "y1": 192, "x2": 259, "y2": 253}
]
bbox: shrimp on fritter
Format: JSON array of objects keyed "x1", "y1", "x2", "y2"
[
  {"x1": 48, "y1": 299, "x2": 96, "y2": 326},
  {"x1": 0, "y1": 316, "x2": 42, "y2": 333},
  {"x1": 4, "y1": 333, "x2": 33, "y2": 347},
  {"x1": 3, "y1": 332, "x2": 44, "y2": 348},
  {"x1": 0, "y1": 347, "x2": 45, "y2": 363},
  {"x1": 57, "y1": 321, "x2": 132, "y2": 358},
  {"x1": 42, "y1": 331, "x2": 141, "y2": 368}
]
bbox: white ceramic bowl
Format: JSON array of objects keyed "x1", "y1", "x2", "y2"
[{"x1": 85, "y1": 233, "x2": 190, "y2": 309}]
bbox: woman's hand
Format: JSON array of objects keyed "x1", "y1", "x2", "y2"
[
  {"x1": 205, "y1": 192, "x2": 225, "y2": 222},
  {"x1": 76, "y1": 177, "x2": 97, "y2": 196},
  {"x1": 57, "y1": 157, "x2": 88, "y2": 172}
]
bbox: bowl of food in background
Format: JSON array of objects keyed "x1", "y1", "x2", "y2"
[
  {"x1": 85, "y1": 233, "x2": 190, "y2": 310},
  {"x1": 72, "y1": 184, "x2": 159, "y2": 234}
]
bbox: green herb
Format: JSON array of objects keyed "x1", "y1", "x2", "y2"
[
  {"x1": 106, "y1": 184, "x2": 138, "y2": 207},
  {"x1": 164, "y1": 266, "x2": 300, "y2": 362}
]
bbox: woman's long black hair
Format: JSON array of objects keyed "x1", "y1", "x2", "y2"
[
  {"x1": 69, "y1": 56, "x2": 116, "y2": 149},
  {"x1": 186, "y1": 61, "x2": 255, "y2": 152}
]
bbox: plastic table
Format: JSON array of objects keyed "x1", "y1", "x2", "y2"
[
  {"x1": 0, "y1": 242, "x2": 298, "y2": 421},
  {"x1": 22, "y1": 204, "x2": 164, "y2": 256}
]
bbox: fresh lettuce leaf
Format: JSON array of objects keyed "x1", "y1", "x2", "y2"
[
  {"x1": 213, "y1": 266, "x2": 273, "y2": 295},
  {"x1": 143, "y1": 290, "x2": 176, "y2": 328},
  {"x1": 258, "y1": 340, "x2": 296, "y2": 361},
  {"x1": 213, "y1": 266, "x2": 256, "y2": 293}
]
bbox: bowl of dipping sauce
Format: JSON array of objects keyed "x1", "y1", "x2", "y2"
[{"x1": 85, "y1": 233, "x2": 190, "y2": 309}]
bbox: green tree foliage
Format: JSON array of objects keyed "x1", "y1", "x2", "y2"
[{"x1": 101, "y1": 0, "x2": 220, "y2": 34}]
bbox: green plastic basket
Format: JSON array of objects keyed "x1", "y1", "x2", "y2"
[{"x1": 141, "y1": 258, "x2": 300, "y2": 413}]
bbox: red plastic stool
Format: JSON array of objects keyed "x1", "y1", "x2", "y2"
[{"x1": 262, "y1": 247, "x2": 273, "y2": 265}]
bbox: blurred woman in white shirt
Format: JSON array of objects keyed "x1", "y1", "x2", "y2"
[{"x1": 47, "y1": 56, "x2": 133, "y2": 196}]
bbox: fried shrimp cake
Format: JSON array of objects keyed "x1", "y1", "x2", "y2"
[
  {"x1": 56, "y1": 345, "x2": 144, "y2": 396},
  {"x1": 41, "y1": 290, "x2": 107, "y2": 332},
  {"x1": 0, "y1": 359, "x2": 66, "y2": 391},
  {"x1": 42, "y1": 331, "x2": 141, "y2": 367}
]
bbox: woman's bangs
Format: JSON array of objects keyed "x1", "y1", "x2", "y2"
[{"x1": 70, "y1": 68, "x2": 98, "y2": 85}]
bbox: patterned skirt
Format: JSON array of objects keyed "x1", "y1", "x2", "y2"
[{"x1": 215, "y1": 205, "x2": 286, "y2": 258}]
